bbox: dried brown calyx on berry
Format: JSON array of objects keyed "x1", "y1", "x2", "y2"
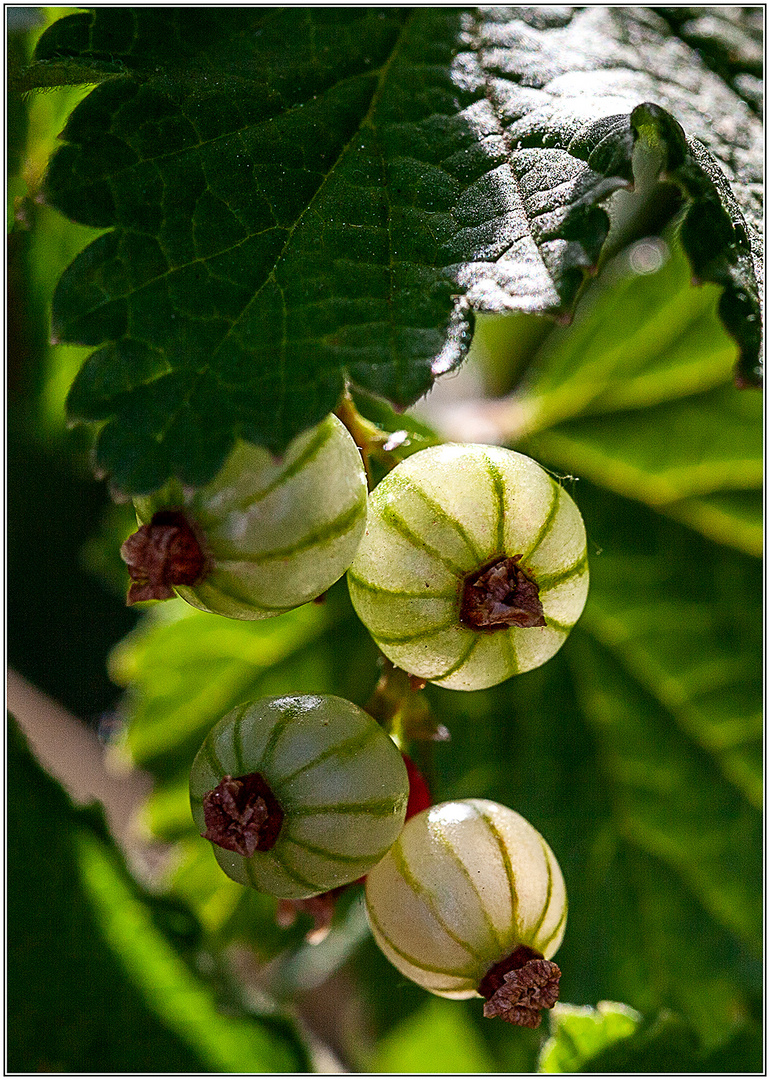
[
  {"x1": 202, "y1": 772, "x2": 284, "y2": 857},
  {"x1": 121, "y1": 510, "x2": 208, "y2": 603},
  {"x1": 478, "y1": 944, "x2": 561, "y2": 1028},
  {"x1": 460, "y1": 555, "x2": 546, "y2": 631}
]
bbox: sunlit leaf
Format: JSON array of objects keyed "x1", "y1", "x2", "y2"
[{"x1": 538, "y1": 1001, "x2": 641, "y2": 1073}]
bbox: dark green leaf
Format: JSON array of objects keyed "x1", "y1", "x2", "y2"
[
  {"x1": 655, "y1": 8, "x2": 763, "y2": 111},
  {"x1": 30, "y1": 7, "x2": 761, "y2": 491},
  {"x1": 7, "y1": 715, "x2": 307, "y2": 1073}
]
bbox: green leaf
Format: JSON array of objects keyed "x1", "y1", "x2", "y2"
[
  {"x1": 7, "y1": 715, "x2": 306, "y2": 1073},
  {"x1": 656, "y1": 8, "x2": 763, "y2": 112},
  {"x1": 111, "y1": 596, "x2": 330, "y2": 770},
  {"x1": 569, "y1": 635, "x2": 761, "y2": 952},
  {"x1": 31, "y1": 8, "x2": 761, "y2": 491},
  {"x1": 538, "y1": 1001, "x2": 641, "y2": 1073},
  {"x1": 111, "y1": 579, "x2": 376, "y2": 775},
  {"x1": 506, "y1": 237, "x2": 743, "y2": 433},
  {"x1": 527, "y1": 382, "x2": 762, "y2": 554},
  {"x1": 539, "y1": 1003, "x2": 763, "y2": 1074},
  {"x1": 368, "y1": 997, "x2": 496, "y2": 1074},
  {"x1": 500, "y1": 233, "x2": 763, "y2": 558},
  {"x1": 74, "y1": 831, "x2": 307, "y2": 1072},
  {"x1": 579, "y1": 522, "x2": 763, "y2": 809}
]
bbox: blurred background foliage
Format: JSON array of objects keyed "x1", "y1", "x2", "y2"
[{"x1": 8, "y1": 8, "x2": 762, "y2": 1074}]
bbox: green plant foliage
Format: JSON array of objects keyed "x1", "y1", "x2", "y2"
[
  {"x1": 22, "y1": 7, "x2": 762, "y2": 490},
  {"x1": 369, "y1": 997, "x2": 496, "y2": 1073},
  {"x1": 460, "y1": 234, "x2": 762, "y2": 557},
  {"x1": 8, "y1": 7, "x2": 763, "y2": 1073},
  {"x1": 6, "y1": 716, "x2": 307, "y2": 1073},
  {"x1": 536, "y1": 998, "x2": 761, "y2": 1073},
  {"x1": 538, "y1": 1000, "x2": 641, "y2": 1072},
  {"x1": 544, "y1": 1005, "x2": 762, "y2": 1074}
]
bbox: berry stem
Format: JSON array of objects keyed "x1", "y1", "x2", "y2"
[{"x1": 335, "y1": 394, "x2": 391, "y2": 490}]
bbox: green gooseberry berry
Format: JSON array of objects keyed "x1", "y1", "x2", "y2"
[
  {"x1": 348, "y1": 444, "x2": 588, "y2": 689},
  {"x1": 190, "y1": 695, "x2": 409, "y2": 899},
  {"x1": 365, "y1": 798, "x2": 567, "y2": 1027},
  {"x1": 122, "y1": 414, "x2": 367, "y2": 619}
]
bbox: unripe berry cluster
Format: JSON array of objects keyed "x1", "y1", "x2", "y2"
[{"x1": 121, "y1": 410, "x2": 588, "y2": 1026}]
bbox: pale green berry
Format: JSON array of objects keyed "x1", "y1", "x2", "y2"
[
  {"x1": 190, "y1": 695, "x2": 409, "y2": 899},
  {"x1": 347, "y1": 444, "x2": 588, "y2": 690},
  {"x1": 365, "y1": 799, "x2": 566, "y2": 1025},
  {"x1": 123, "y1": 414, "x2": 367, "y2": 619}
]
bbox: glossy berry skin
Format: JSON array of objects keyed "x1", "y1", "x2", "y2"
[
  {"x1": 347, "y1": 444, "x2": 588, "y2": 690},
  {"x1": 364, "y1": 799, "x2": 567, "y2": 999},
  {"x1": 190, "y1": 695, "x2": 409, "y2": 899},
  {"x1": 131, "y1": 415, "x2": 367, "y2": 619}
]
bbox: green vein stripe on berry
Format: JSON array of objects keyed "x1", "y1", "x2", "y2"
[
  {"x1": 373, "y1": 616, "x2": 459, "y2": 647},
  {"x1": 366, "y1": 902, "x2": 478, "y2": 980},
  {"x1": 202, "y1": 736, "x2": 226, "y2": 781},
  {"x1": 380, "y1": 505, "x2": 468, "y2": 577},
  {"x1": 213, "y1": 494, "x2": 367, "y2": 565},
  {"x1": 482, "y1": 454, "x2": 507, "y2": 554},
  {"x1": 252, "y1": 849, "x2": 325, "y2": 895},
  {"x1": 284, "y1": 836, "x2": 393, "y2": 866},
  {"x1": 431, "y1": 633, "x2": 480, "y2": 683},
  {"x1": 233, "y1": 420, "x2": 333, "y2": 512},
  {"x1": 529, "y1": 836, "x2": 554, "y2": 940},
  {"x1": 347, "y1": 573, "x2": 458, "y2": 601},
  {"x1": 536, "y1": 552, "x2": 589, "y2": 592},
  {"x1": 289, "y1": 798, "x2": 402, "y2": 817},
  {"x1": 501, "y1": 628, "x2": 518, "y2": 676},
  {"x1": 542, "y1": 617, "x2": 572, "y2": 634},
  {"x1": 433, "y1": 824, "x2": 506, "y2": 955},
  {"x1": 521, "y1": 478, "x2": 560, "y2": 562},
  {"x1": 275, "y1": 724, "x2": 381, "y2": 787},
  {"x1": 195, "y1": 576, "x2": 296, "y2": 613},
  {"x1": 231, "y1": 703, "x2": 251, "y2": 776},
  {"x1": 391, "y1": 840, "x2": 479, "y2": 959},
  {"x1": 539, "y1": 895, "x2": 568, "y2": 953},
  {"x1": 471, "y1": 803, "x2": 520, "y2": 940},
  {"x1": 387, "y1": 472, "x2": 485, "y2": 563}
]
